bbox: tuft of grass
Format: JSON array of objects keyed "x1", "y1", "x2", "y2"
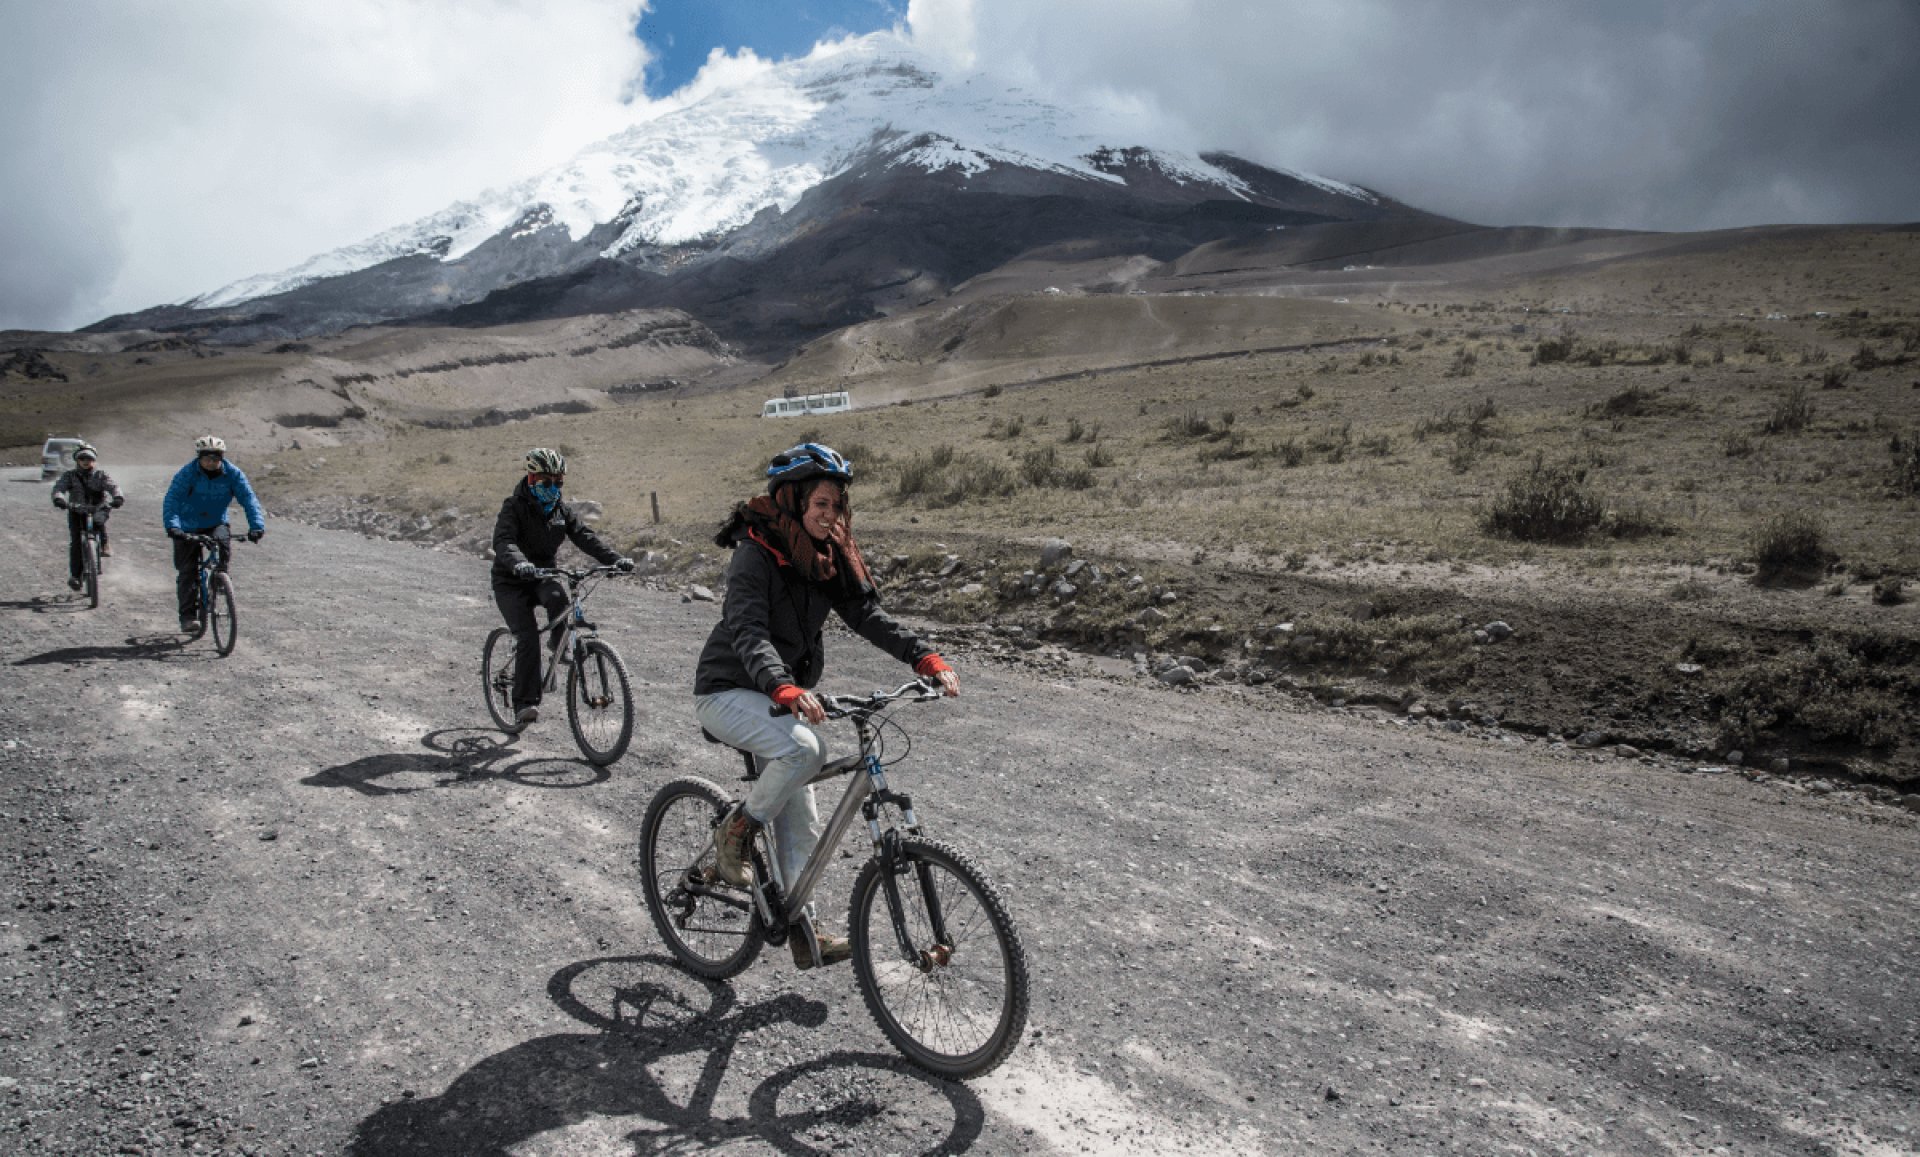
[
  {"x1": 1762, "y1": 385, "x2": 1812, "y2": 435},
  {"x1": 1750, "y1": 510, "x2": 1831, "y2": 582},
  {"x1": 1721, "y1": 431, "x2": 1754, "y2": 458},
  {"x1": 1891, "y1": 430, "x2": 1920, "y2": 496},
  {"x1": 1481, "y1": 455, "x2": 1606, "y2": 542},
  {"x1": 1873, "y1": 577, "x2": 1907, "y2": 606}
]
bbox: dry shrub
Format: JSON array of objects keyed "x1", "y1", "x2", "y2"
[
  {"x1": 1762, "y1": 385, "x2": 1812, "y2": 435},
  {"x1": 1750, "y1": 510, "x2": 1830, "y2": 582},
  {"x1": 1891, "y1": 431, "x2": 1920, "y2": 496},
  {"x1": 1481, "y1": 455, "x2": 1606, "y2": 542}
]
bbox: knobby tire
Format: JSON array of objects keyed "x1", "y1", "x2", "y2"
[
  {"x1": 848, "y1": 837, "x2": 1029, "y2": 1080},
  {"x1": 566, "y1": 638, "x2": 635, "y2": 765},
  {"x1": 640, "y1": 776, "x2": 763, "y2": 979},
  {"x1": 209, "y1": 573, "x2": 238, "y2": 656},
  {"x1": 480, "y1": 628, "x2": 520, "y2": 732}
]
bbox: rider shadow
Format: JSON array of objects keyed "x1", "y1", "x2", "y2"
[
  {"x1": 347, "y1": 954, "x2": 985, "y2": 1157},
  {"x1": 302, "y1": 729, "x2": 611, "y2": 796},
  {"x1": 13, "y1": 633, "x2": 193, "y2": 665}
]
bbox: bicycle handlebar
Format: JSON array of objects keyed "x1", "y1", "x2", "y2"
[
  {"x1": 769, "y1": 679, "x2": 944, "y2": 719},
  {"x1": 532, "y1": 563, "x2": 626, "y2": 583}
]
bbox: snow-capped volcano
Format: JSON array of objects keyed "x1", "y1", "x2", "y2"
[
  {"x1": 97, "y1": 32, "x2": 1429, "y2": 346},
  {"x1": 194, "y1": 35, "x2": 1376, "y2": 309}
]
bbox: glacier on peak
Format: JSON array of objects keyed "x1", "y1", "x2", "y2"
[{"x1": 191, "y1": 32, "x2": 1372, "y2": 309}]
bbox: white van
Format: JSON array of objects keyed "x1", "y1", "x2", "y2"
[
  {"x1": 761, "y1": 390, "x2": 852, "y2": 418},
  {"x1": 41, "y1": 437, "x2": 86, "y2": 480}
]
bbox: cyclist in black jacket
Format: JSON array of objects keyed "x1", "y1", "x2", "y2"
[
  {"x1": 491, "y1": 448, "x2": 632, "y2": 728},
  {"x1": 49, "y1": 443, "x2": 125, "y2": 590},
  {"x1": 693, "y1": 442, "x2": 958, "y2": 969}
]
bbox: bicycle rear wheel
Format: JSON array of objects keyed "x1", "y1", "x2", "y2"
[
  {"x1": 208, "y1": 573, "x2": 238, "y2": 656},
  {"x1": 479, "y1": 628, "x2": 520, "y2": 731},
  {"x1": 640, "y1": 776, "x2": 763, "y2": 979},
  {"x1": 566, "y1": 638, "x2": 634, "y2": 765},
  {"x1": 82, "y1": 537, "x2": 99, "y2": 609},
  {"x1": 849, "y1": 837, "x2": 1029, "y2": 1079}
]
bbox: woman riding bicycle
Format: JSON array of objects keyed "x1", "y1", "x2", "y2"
[
  {"x1": 693, "y1": 442, "x2": 958, "y2": 970},
  {"x1": 491, "y1": 447, "x2": 633, "y2": 729},
  {"x1": 49, "y1": 443, "x2": 124, "y2": 590}
]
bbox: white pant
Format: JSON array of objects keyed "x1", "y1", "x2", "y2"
[{"x1": 693, "y1": 688, "x2": 829, "y2": 896}]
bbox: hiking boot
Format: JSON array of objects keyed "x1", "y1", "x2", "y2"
[
  {"x1": 713, "y1": 804, "x2": 760, "y2": 888},
  {"x1": 68, "y1": 577, "x2": 82, "y2": 591},
  {"x1": 791, "y1": 927, "x2": 854, "y2": 970},
  {"x1": 513, "y1": 705, "x2": 539, "y2": 728},
  {"x1": 99, "y1": 543, "x2": 111, "y2": 558},
  {"x1": 179, "y1": 616, "x2": 200, "y2": 633}
]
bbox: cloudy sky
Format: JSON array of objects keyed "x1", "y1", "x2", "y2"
[{"x1": 2, "y1": 0, "x2": 1915, "y2": 333}]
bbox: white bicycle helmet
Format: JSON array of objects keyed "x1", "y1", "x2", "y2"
[
  {"x1": 73, "y1": 443, "x2": 97, "y2": 462},
  {"x1": 525, "y1": 447, "x2": 566, "y2": 475},
  {"x1": 194, "y1": 434, "x2": 227, "y2": 454}
]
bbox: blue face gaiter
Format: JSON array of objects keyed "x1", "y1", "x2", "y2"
[{"x1": 530, "y1": 481, "x2": 562, "y2": 512}]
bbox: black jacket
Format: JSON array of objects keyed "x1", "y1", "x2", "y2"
[
  {"x1": 694, "y1": 531, "x2": 931, "y2": 696},
  {"x1": 51, "y1": 467, "x2": 123, "y2": 509},
  {"x1": 489, "y1": 480, "x2": 620, "y2": 587}
]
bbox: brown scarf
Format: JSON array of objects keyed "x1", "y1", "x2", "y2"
[{"x1": 717, "y1": 487, "x2": 874, "y2": 592}]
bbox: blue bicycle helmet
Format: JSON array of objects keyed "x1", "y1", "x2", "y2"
[{"x1": 765, "y1": 442, "x2": 853, "y2": 492}]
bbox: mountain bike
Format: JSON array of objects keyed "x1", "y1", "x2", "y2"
[
  {"x1": 182, "y1": 532, "x2": 243, "y2": 656},
  {"x1": 68, "y1": 503, "x2": 111, "y2": 609},
  {"x1": 639, "y1": 680, "x2": 1029, "y2": 1079},
  {"x1": 480, "y1": 564, "x2": 635, "y2": 766}
]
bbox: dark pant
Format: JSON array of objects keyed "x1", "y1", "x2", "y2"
[
  {"x1": 494, "y1": 578, "x2": 569, "y2": 708},
  {"x1": 174, "y1": 524, "x2": 231, "y2": 619},
  {"x1": 67, "y1": 509, "x2": 108, "y2": 579}
]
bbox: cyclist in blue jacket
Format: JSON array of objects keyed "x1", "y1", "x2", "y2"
[{"x1": 162, "y1": 434, "x2": 266, "y2": 633}]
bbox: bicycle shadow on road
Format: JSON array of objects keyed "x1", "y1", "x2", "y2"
[
  {"x1": 347, "y1": 954, "x2": 985, "y2": 1156},
  {"x1": 0, "y1": 594, "x2": 110, "y2": 617},
  {"x1": 12, "y1": 633, "x2": 196, "y2": 665},
  {"x1": 302, "y1": 728, "x2": 611, "y2": 796}
]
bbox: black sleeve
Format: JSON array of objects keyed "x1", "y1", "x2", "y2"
[
  {"x1": 563, "y1": 506, "x2": 622, "y2": 565},
  {"x1": 722, "y1": 545, "x2": 797, "y2": 693},
  {"x1": 492, "y1": 498, "x2": 529, "y2": 572},
  {"x1": 834, "y1": 586, "x2": 934, "y2": 668}
]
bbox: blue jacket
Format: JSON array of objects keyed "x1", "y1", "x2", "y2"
[{"x1": 162, "y1": 460, "x2": 266, "y2": 533}]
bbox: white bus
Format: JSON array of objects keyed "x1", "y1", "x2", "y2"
[{"x1": 761, "y1": 390, "x2": 852, "y2": 418}]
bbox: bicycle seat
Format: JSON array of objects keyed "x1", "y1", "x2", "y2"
[{"x1": 700, "y1": 729, "x2": 760, "y2": 781}]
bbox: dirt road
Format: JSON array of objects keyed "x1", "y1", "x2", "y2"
[{"x1": 1, "y1": 464, "x2": 1915, "y2": 1156}]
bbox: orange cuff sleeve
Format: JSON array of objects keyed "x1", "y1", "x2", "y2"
[
  {"x1": 770, "y1": 684, "x2": 806, "y2": 709},
  {"x1": 914, "y1": 654, "x2": 951, "y2": 678}
]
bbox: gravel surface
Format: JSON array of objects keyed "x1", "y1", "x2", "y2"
[{"x1": 2, "y1": 465, "x2": 1916, "y2": 1156}]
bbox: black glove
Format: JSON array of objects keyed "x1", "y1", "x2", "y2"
[
  {"x1": 512, "y1": 561, "x2": 538, "y2": 581},
  {"x1": 615, "y1": 556, "x2": 635, "y2": 573},
  {"x1": 167, "y1": 527, "x2": 185, "y2": 540},
  {"x1": 247, "y1": 527, "x2": 264, "y2": 543},
  {"x1": 52, "y1": 494, "x2": 68, "y2": 509},
  {"x1": 110, "y1": 495, "x2": 124, "y2": 508}
]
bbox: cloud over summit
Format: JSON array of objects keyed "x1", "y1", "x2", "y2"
[{"x1": 3, "y1": 0, "x2": 1915, "y2": 332}]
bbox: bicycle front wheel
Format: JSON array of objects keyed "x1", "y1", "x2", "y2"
[
  {"x1": 566, "y1": 638, "x2": 634, "y2": 765},
  {"x1": 849, "y1": 837, "x2": 1029, "y2": 1080},
  {"x1": 640, "y1": 776, "x2": 763, "y2": 979},
  {"x1": 208, "y1": 573, "x2": 238, "y2": 656},
  {"x1": 480, "y1": 628, "x2": 520, "y2": 731},
  {"x1": 82, "y1": 538, "x2": 100, "y2": 609}
]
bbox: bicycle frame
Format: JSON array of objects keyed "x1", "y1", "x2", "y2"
[
  {"x1": 187, "y1": 532, "x2": 239, "y2": 604},
  {"x1": 742, "y1": 683, "x2": 950, "y2": 959},
  {"x1": 535, "y1": 566, "x2": 617, "y2": 692}
]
